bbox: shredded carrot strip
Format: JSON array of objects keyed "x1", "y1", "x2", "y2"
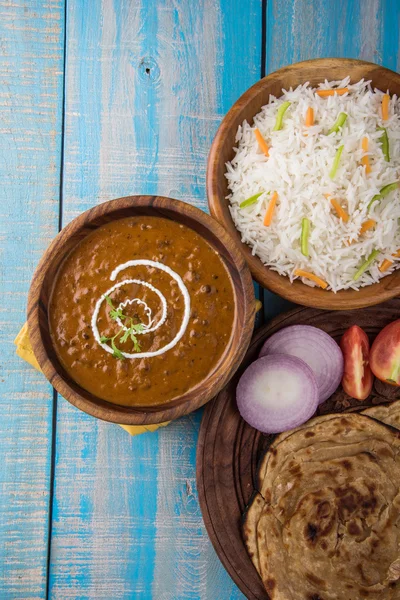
[
  {"x1": 263, "y1": 191, "x2": 278, "y2": 226},
  {"x1": 380, "y1": 259, "x2": 393, "y2": 273},
  {"x1": 305, "y1": 107, "x2": 314, "y2": 126},
  {"x1": 382, "y1": 94, "x2": 390, "y2": 121},
  {"x1": 294, "y1": 269, "x2": 328, "y2": 289},
  {"x1": 361, "y1": 137, "x2": 371, "y2": 174},
  {"x1": 379, "y1": 249, "x2": 400, "y2": 272},
  {"x1": 360, "y1": 219, "x2": 376, "y2": 235},
  {"x1": 347, "y1": 219, "x2": 377, "y2": 246},
  {"x1": 330, "y1": 198, "x2": 349, "y2": 222},
  {"x1": 254, "y1": 128, "x2": 269, "y2": 157},
  {"x1": 323, "y1": 193, "x2": 331, "y2": 199},
  {"x1": 316, "y1": 88, "x2": 349, "y2": 97}
]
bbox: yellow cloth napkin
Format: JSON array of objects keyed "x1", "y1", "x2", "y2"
[{"x1": 14, "y1": 323, "x2": 170, "y2": 436}]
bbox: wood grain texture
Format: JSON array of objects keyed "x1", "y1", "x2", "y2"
[
  {"x1": 5, "y1": 1, "x2": 400, "y2": 597},
  {"x1": 208, "y1": 58, "x2": 400, "y2": 310},
  {"x1": 0, "y1": 1, "x2": 64, "y2": 597},
  {"x1": 265, "y1": 0, "x2": 400, "y2": 74},
  {"x1": 197, "y1": 299, "x2": 400, "y2": 600},
  {"x1": 28, "y1": 195, "x2": 255, "y2": 425},
  {"x1": 48, "y1": 1, "x2": 261, "y2": 598}
]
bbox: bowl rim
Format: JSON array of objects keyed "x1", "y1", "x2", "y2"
[
  {"x1": 27, "y1": 195, "x2": 255, "y2": 425},
  {"x1": 207, "y1": 57, "x2": 400, "y2": 310}
]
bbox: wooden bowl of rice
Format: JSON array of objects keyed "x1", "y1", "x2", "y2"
[{"x1": 207, "y1": 58, "x2": 400, "y2": 310}]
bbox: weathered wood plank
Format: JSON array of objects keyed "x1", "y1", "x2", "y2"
[
  {"x1": 262, "y1": 0, "x2": 400, "y2": 322},
  {"x1": 49, "y1": 0, "x2": 260, "y2": 598},
  {"x1": 0, "y1": 0, "x2": 64, "y2": 597},
  {"x1": 265, "y1": 0, "x2": 400, "y2": 72}
]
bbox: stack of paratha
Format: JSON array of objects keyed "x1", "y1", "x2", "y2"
[
  {"x1": 243, "y1": 409, "x2": 400, "y2": 600},
  {"x1": 363, "y1": 402, "x2": 400, "y2": 431}
]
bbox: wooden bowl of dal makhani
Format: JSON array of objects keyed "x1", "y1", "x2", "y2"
[
  {"x1": 27, "y1": 196, "x2": 255, "y2": 425},
  {"x1": 208, "y1": 58, "x2": 400, "y2": 310}
]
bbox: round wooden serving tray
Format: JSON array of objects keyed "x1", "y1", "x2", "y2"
[{"x1": 196, "y1": 300, "x2": 400, "y2": 600}]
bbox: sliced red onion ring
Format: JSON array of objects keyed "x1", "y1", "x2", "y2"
[
  {"x1": 236, "y1": 355, "x2": 319, "y2": 434},
  {"x1": 259, "y1": 325, "x2": 343, "y2": 404}
]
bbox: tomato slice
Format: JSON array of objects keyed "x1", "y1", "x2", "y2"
[
  {"x1": 340, "y1": 325, "x2": 373, "y2": 400},
  {"x1": 370, "y1": 319, "x2": 400, "y2": 386}
]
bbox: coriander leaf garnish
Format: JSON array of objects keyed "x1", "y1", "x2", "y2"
[
  {"x1": 105, "y1": 294, "x2": 125, "y2": 320},
  {"x1": 101, "y1": 295, "x2": 144, "y2": 358},
  {"x1": 120, "y1": 328, "x2": 131, "y2": 344},
  {"x1": 132, "y1": 337, "x2": 141, "y2": 353},
  {"x1": 111, "y1": 337, "x2": 125, "y2": 360},
  {"x1": 100, "y1": 329, "x2": 126, "y2": 360},
  {"x1": 105, "y1": 295, "x2": 114, "y2": 308},
  {"x1": 110, "y1": 307, "x2": 125, "y2": 320}
]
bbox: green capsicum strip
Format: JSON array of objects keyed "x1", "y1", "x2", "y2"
[
  {"x1": 239, "y1": 192, "x2": 264, "y2": 208},
  {"x1": 353, "y1": 249, "x2": 380, "y2": 281},
  {"x1": 378, "y1": 127, "x2": 390, "y2": 162},
  {"x1": 301, "y1": 218, "x2": 310, "y2": 257},
  {"x1": 367, "y1": 181, "x2": 399, "y2": 211},
  {"x1": 328, "y1": 112, "x2": 348, "y2": 135},
  {"x1": 329, "y1": 145, "x2": 344, "y2": 180},
  {"x1": 273, "y1": 102, "x2": 291, "y2": 131}
]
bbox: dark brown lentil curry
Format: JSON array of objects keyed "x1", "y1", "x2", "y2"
[{"x1": 49, "y1": 216, "x2": 235, "y2": 406}]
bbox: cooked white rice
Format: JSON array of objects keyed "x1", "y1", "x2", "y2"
[{"x1": 226, "y1": 77, "x2": 400, "y2": 292}]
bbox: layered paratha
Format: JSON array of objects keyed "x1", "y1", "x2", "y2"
[
  {"x1": 362, "y1": 402, "x2": 400, "y2": 431},
  {"x1": 243, "y1": 412, "x2": 400, "y2": 600}
]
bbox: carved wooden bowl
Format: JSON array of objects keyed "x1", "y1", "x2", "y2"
[
  {"x1": 27, "y1": 196, "x2": 255, "y2": 425},
  {"x1": 207, "y1": 58, "x2": 400, "y2": 309}
]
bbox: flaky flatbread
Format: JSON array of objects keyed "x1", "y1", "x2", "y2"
[
  {"x1": 244, "y1": 413, "x2": 400, "y2": 600},
  {"x1": 363, "y1": 401, "x2": 400, "y2": 431}
]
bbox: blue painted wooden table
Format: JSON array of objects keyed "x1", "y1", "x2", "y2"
[{"x1": 1, "y1": 1, "x2": 399, "y2": 598}]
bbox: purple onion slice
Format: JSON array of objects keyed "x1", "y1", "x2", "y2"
[
  {"x1": 236, "y1": 354, "x2": 319, "y2": 434},
  {"x1": 259, "y1": 325, "x2": 343, "y2": 404}
]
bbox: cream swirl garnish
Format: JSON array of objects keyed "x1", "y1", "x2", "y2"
[
  {"x1": 115, "y1": 298, "x2": 154, "y2": 331},
  {"x1": 91, "y1": 260, "x2": 190, "y2": 359}
]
